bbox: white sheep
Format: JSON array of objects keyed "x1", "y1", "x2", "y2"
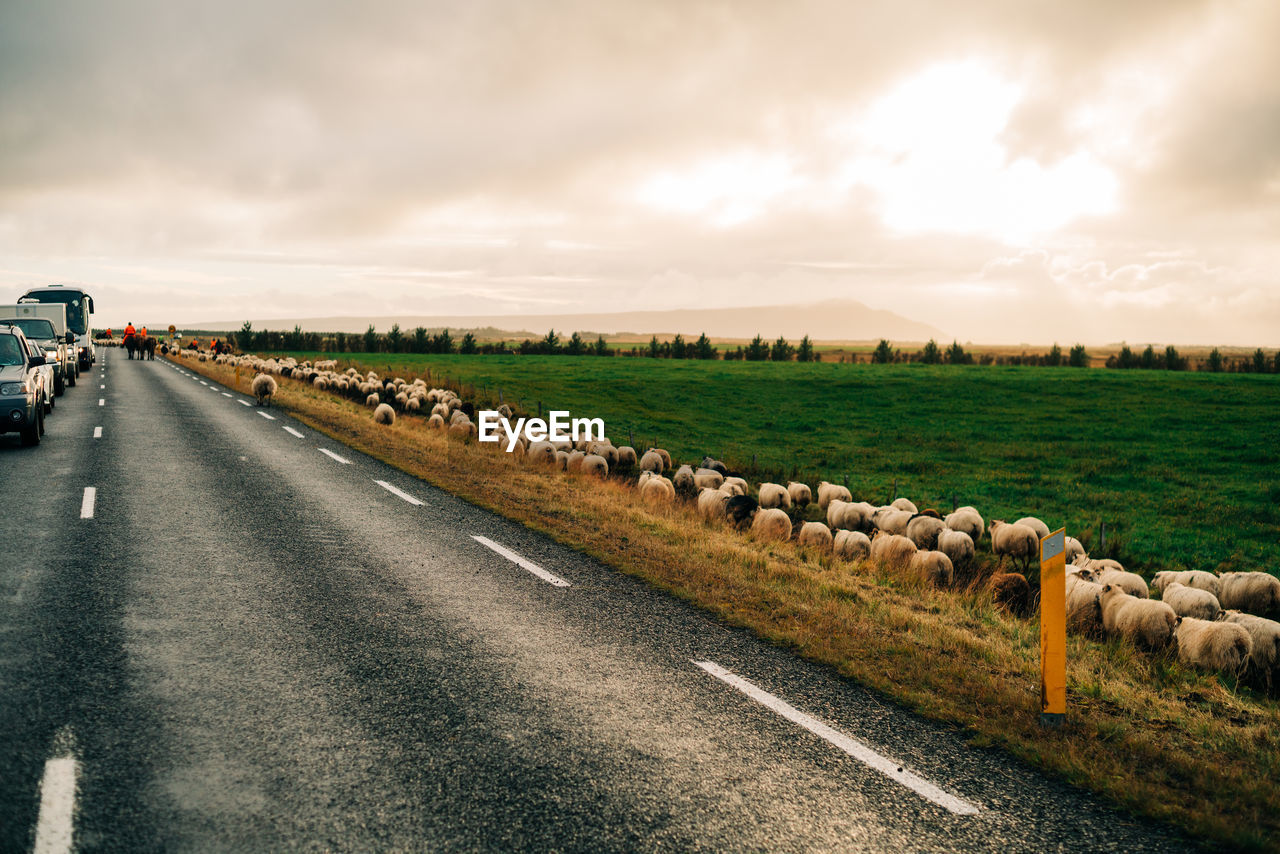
[
  {"x1": 1175, "y1": 617, "x2": 1252, "y2": 674},
  {"x1": 697, "y1": 487, "x2": 731, "y2": 522},
  {"x1": 905, "y1": 515, "x2": 946, "y2": 550},
  {"x1": 890, "y1": 497, "x2": 918, "y2": 514},
  {"x1": 373, "y1": 403, "x2": 396, "y2": 425},
  {"x1": 989, "y1": 520, "x2": 1038, "y2": 571},
  {"x1": 1100, "y1": 585, "x2": 1177, "y2": 649},
  {"x1": 525, "y1": 441, "x2": 557, "y2": 466},
  {"x1": 910, "y1": 550, "x2": 953, "y2": 587},
  {"x1": 566, "y1": 450, "x2": 586, "y2": 473},
  {"x1": 365, "y1": 393, "x2": 380, "y2": 407},
  {"x1": 580, "y1": 454, "x2": 608, "y2": 478},
  {"x1": 722, "y1": 476, "x2": 749, "y2": 495},
  {"x1": 758, "y1": 483, "x2": 791, "y2": 509},
  {"x1": 1219, "y1": 611, "x2": 1280, "y2": 690},
  {"x1": 1064, "y1": 536, "x2": 1086, "y2": 563},
  {"x1": 833, "y1": 530, "x2": 871, "y2": 562},
  {"x1": 1015, "y1": 516, "x2": 1050, "y2": 540},
  {"x1": 672, "y1": 464, "x2": 695, "y2": 492},
  {"x1": 751, "y1": 508, "x2": 792, "y2": 542},
  {"x1": 637, "y1": 471, "x2": 676, "y2": 504},
  {"x1": 796, "y1": 521, "x2": 834, "y2": 553},
  {"x1": 945, "y1": 506, "x2": 984, "y2": 543},
  {"x1": 869, "y1": 531, "x2": 917, "y2": 569},
  {"x1": 1151, "y1": 570, "x2": 1221, "y2": 599},
  {"x1": 555, "y1": 450, "x2": 569, "y2": 471},
  {"x1": 615, "y1": 446, "x2": 638, "y2": 470},
  {"x1": 787, "y1": 482, "x2": 812, "y2": 507},
  {"x1": 935, "y1": 529, "x2": 975, "y2": 568},
  {"x1": 828, "y1": 500, "x2": 874, "y2": 532},
  {"x1": 1160, "y1": 582, "x2": 1221, "y2": 621},
  {"x1": 1065, "y1": 576, "x2": 1105, "y2": 634},
  {"x1": 639, "y1": 450, "x2": 665, "y2": 473},
  {"x1": 693, "y1": 468, "x2": 725, "y2": 490},
  {"x1": 872, "y1": 507, "x2": 913, "y2": 536},
  {"x1": 1095, "y1": 567, "x2": 1149, "y2": 599},
  {"x1": 1217, "y1": 572, "x2": 1280, "y2": 616},
  {"x1": 252, "y1": 372, "x2": 277, "y2": 406},
  {"x1": 817, "y1": 481, "x2": 852, "y2": 510}
]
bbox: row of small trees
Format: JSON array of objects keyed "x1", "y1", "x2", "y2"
[
  {"x1": 870, "y1": 339, "x2": 1090, "y2": 367},
  {"x1": 1108, "y1": 344, "x2": 1280, "y2": 373}
]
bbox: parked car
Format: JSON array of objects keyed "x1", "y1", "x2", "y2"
[
  {"x1": 0, "y1": 324, "x2": 47, "y2": 445},
  {"x1": 1, "y1": 316, "x2": 65, "y2": 402}
]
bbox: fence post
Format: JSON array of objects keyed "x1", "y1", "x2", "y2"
[{"x1": 1100, "y1": 521, "x2": 1106, "y2": 551}]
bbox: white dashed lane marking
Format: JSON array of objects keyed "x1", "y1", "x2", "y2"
[
  {"x1": 257, "y1": 411, "x2": 276, "y2": 420},
  {"x1": 80, "y1": 488, "x2": 96, "y2": 519},
  {"x1": 97, "y1": 399, "x2": 104, "y2": 406},
  {"x1": 375, "y1": 480, "x2": 424, "y2": 506},
  {"x1": 238, "y1": 400, "x2": 252, "y2": 407},
  {"x1": 222, "y1": 392, "x2": 232, "y2": 397},
  {"x1": 692, "y1": 661, "x2": 980, "y2": 816},
  {"x1": 318, "y1": 448, "x2": 351, "y2": 465},
  {"x1": 282, "y1": 426, "x2": 304, "y2": 438},
  {"x1": 472, "y1": 536, "x2": 570, "y2": 587},
  {"x1": 32, "y1": 754, "x2": 77, "y2": 854},
  {"x1": 93, "y1": 427, "x2": 102, "y2": 439}
]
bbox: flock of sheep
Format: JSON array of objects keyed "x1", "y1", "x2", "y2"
[{"x1": 190, "y1": 350, "x2": 1280, "y2": 695}]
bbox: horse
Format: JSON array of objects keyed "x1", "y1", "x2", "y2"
[{"x1": 124, "y1": 334, "x2": 138, "y2": 359}]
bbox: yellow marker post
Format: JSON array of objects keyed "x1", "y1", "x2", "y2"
[{"x1": 1039, "y1": 528, "x2": 1067, "y2": 727}]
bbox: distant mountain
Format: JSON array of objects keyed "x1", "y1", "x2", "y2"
[{"x1": 186, "y1": 299, "x2": 944, "y2": 343}]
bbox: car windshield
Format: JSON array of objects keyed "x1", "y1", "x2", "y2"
[
  {"x1": 0, "y1": 335, "x2": 23, "y2": 366},
  {"x1": 24, "y1": 291, "x2": 87, "y2": 334},
  {"x1": 0, "y1": 318, "x2": 56, "y2": 340}
]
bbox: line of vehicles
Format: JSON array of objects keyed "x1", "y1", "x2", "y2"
[{"x1": 1, "y1": 285, "x2": 96, "y2": 446}]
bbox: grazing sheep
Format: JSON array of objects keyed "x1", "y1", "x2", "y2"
[
  {"x1": 725, "y1": 495, "x2": 759, "y2": 529},
  {"x1": 989, "y1": 520, "x2": 1038, "y2": 571},
  {"x1": 673, "y1": 465, "x2": 695, "y2": 493},
  {"x1": 1219, "y1": 611, "x2": 1280, "y2": 690},
  {"x1": 589, "y1": 442, "x2": 619, "y2": 468},
  {"x1": 1161, "y1": 582, "x2": 1222, "y2": 621},
  {"x1": 828, "y1": 500, "x2": 875, "y2": 532},
  {"x1": 945, "y1": 506, "x2": 984, "y2": 543},
  {"x1": 935, "y1": 529, "x2": 975, "y2": 569},
  {"x1": 566, "y1": 450, "x2": 586, "y2": 473},
  {"x1": 1066, "y1": 565, "x2": 1097, "y2": 583},
  {"x1": 905, "y1": 515, "x2": 946, "y2": 550},
  {"x1": 910, "y1": 550, "x2": 954, "y2": 587},
  {"x1": 653, "y1": 448, "x2": 673, "y2": 470},
  {"x1": 872, "y1": 507, "x2": 913, "y2": 536},
  {"x1": 1066, "y1": 577, "x2": 1105, "y2": 634},
  {"x1": 615, "y1": 446, "x2": 638, "y2": 470},
  {"x1": 787, "y1": 482, "x2": 812, "y2": 507},
  {"x1": 1175, "y1": 617, "x2": 1252, "y2": 674},
  {"x1": 697, "y1": 487, "x2": 731, "y2": 522},
  {"x1": 869, "y1": 531, "x2": 917, "y2": 569},
  {"x1": 252, "y1": 373, "x2": 277, "y2": 406},
  {"x1": 833, "y1": 530, "x2": 871, "y2": 561},
  {"x1": 427, "y1": 413, "x2": 446, "y2": 430},
  {"x1": 1064, "y1": 536, "x2": 1086, "y2": 563},
  {"x1": 1099, "y1": 585, "x2": 1178, "y2": 649},
  {"x1": 1095, "y1": 567, "x2": 1149, "y2": 599},
  {"x1": 1015, "y1": 516, "x2": 1051, "y2": 540},
  {"x1": 890, "y1": 497, "x2": 918, "y2": 514},
  {"x1": 1217, "y1": 572, "x2": 1280, "y2": 616},
  {"x1": 693, "y1": 468, "x2": 725, "y2": 490},
  {"x1": 525, "y1": 441, "x2": 557, "y2": 465},
  {"x1": 752, "y1": 508, "x2": 792, "y2": 542},
  {"x1": 1151, "y1": 570, "x2": 1221, "y2": 599},
  {"x1": 555, "y1": 450, "x2": 570, "y2": 471},
  {"x1": 406, "y1": 397, "x2": 421, "y2": 413},
  {"x1": 365, "y1": 393, "x2": 380, "y2": 407},
  {"x1": 448, "y1": 420, "x2": 477, "y2": 442},
  {"x1": 580, "y1": 454, "x2": 609, "y2": 478},
  {"x1": 989, "y1": 572, "x2": 1030, "y2": 615},
  {"x1": 637, "y1": 472, "x2": 676, "y2": 504},
  {"x1": 700, "y1": 456, "x2": 728, "y2": 476},
  {"x1": 796, "y1": 522, "x2": 834, "y2": 553},
  {"x1": 373, "y1": 403, "x2": 396, "y2": 425},
  {"x1": 722, "y1": 476, "x2": 749, "y2": 495},
  {"x1": 817, "y1": 481, "x2": 853, "y2": 511},
  {"x1": 313, "y1": 376, "x2": 329, "y2": 391},
  {"x1": 758, "y1": 483, "x2": 791, "y2": 509},
  {"x1": 639, "y1": 450, "x2": 665, "y2": 473}
]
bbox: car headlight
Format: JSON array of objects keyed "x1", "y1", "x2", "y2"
[{"x1": 0, "y1": 382, "x2": 25, "y2": 395}]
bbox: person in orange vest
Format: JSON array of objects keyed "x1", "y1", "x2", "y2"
[
  {"x1": 123, "y1": 322, "x2": 137, "y2": 359},
  {"x1": 124, "y1": 322, "x2": 136, "y2": 338},
  {"x1": 141, "y1": 325, "x2": 148, "y2": 338}
]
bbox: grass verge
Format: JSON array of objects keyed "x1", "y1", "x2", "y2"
[{"x1": 181, "y1": 353, "x2": 1279, "y2": 850}]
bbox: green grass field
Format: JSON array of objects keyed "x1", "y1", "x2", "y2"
[{"x1": 276, "y1": 353, "x2": 1280, "y2": 574}]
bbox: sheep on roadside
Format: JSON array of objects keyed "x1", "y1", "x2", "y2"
[
  {"x1": 252, "y1": 372, "x2": 277, "y2": 406},
  {"x1": 872, "y1": 507, "x2": 913, "y2": 536},
  {"x1": 752, "y1": 508, "x2": 792, "y2": 542},
  {"x1": 448, "y1": 420, "x2": 477, "y2": 442},
  {"x1": 580, "y1": 454, "x2": 608, "y2": 478},
  {"x1": 1161, "y1": 582, "x2": 1222, "y2": 621},
  {"x1": 828, "y1": 500, "x2": 875, "y2": 533},
  {"x1": 796, "y1": 521, "x2": 834, "y2": 554},
  {"x1": 639, "y1": 450, "x2": 665, "y2": 474},
  {"x1": 373, "y1": 403, "x2": 396, "y2": 425},
  {"x1": 697, "y1": 487, "x2": 731, "y2": 522},
  {"x1": 989, "y1": 520, "x2": 1038, "y2": 571},
  {"x1": 1175, "y1": 617, "x2": 1252, "y2": 674},
  {"x1": 1217, "y1": 572, "x2": 1280, "y2": 616},
  {"x1": 555, "y1": 450, "x2": 569, "y2": 471},
  {"x1": 1219, "y1": 611, "x2": 1280, "y2": 691},
  {"x1": 910, "y1": 550, "x2": 953, "y2": 587},
  {"x1": 1064, "y1": 536, "x2": 1086, "y2": 563},
  {"x1": 365, "y1": 393, "x2": 380, "y2": 407},
  {"x1": 615, "y1": 446, "x2": 638, "y2": 470},
  {"x1": 1100, "y1": 585, "x2": 1178, "y2": 649},
  {"x1": 637, "y1": 472, "x2": 675, "y2": 504},
  {"x1": 989, "y1": 572, "x2": 1030, "y2": 615},
  {"x1": 935, "y1": 528, "x2": 975, "y2": 569},
  {"x1": 653, "y1": 448, "x2": 673, "y2": 470},
  {"x1": 673, "y1": 464, "x2": 695, "y2": 493},
  {"x1": 1066, "y1": 577, "x2": 1105, "y2": 634},
  {"x1": 721, "y1": 476, "x2": 749, "y2": 496},
  {"x1": 1095, "y1": 567, "x2": 1149, "y2": 599},
  {"x1": 758, "y1": 483, "x2": 791, "y2": 510},
  {"x1": 1066, "y1": 565, "x2": 1097, "y2": 583},
  {"x1": 725, "y1": 495, "x2": 759, "y2": 530},
  {"x1": 693, "y1": 468, "x2": 725, "y2": 490},
  {"x1": 1015, "y1": 516, "x2": 1050, "y2": 540},
  {"x1": 525, "y1": 441, "x2": 557, "y2": 465},
  {"x1": 700, "y1": 456, "x2": 728, "y2": 476},
  {"x1": 833, "y1": 530, "x2": 871, "y2": 562},
  {"x1": 905, "y1": 515, "x2": 946, "y2": 550},
  {"x1": 869, "y1": 531, "x2": 917, "y2": 569},
  {"x1": 787, "y1": 482, "x2": 812, "y2": 507},
  {"x1": 427, "y1": 413, "x2": 446, "y2": 430},
  {"x1": 945, "y1": 506, "x2": 984, "y2": 543},
  {"x1": 1151, "y1": 570, "x2": 1221, "y2": 599},
  {"x1": 817, "y1": 481, "x2": 852, "y2": 510},
  {"x1": 890, "y1": 497, "x2": 918, "y2": 514}
]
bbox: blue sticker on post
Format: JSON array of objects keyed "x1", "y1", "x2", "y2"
[{"x1": 1041, "y1": 529, "x2": 1065, "y2": 561}]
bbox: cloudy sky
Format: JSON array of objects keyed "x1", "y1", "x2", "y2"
[{"x1": 2, "y1": 0, "x2": 1277, "y2": 344}]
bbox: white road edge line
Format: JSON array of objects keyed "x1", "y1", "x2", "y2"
[
  {"x1": 33, "y1": 755, "x2": 77, "y2": 854},
  {"x1": 238, "y1": 400, "x2": 252, "y2": 407},
  {"x1": 375, "y1": 480, "x2": 423, "y2": 506},
  {"x1": 282, "y1": 426, "x2": 304, "y2": 438},
  {"x1": 222, "y1": 392, "x2": 233, "y2": 398},
  {"x1": 92, "y1": 426, "x2": 102, "y2": 439},
  {"x1": 80, "y1": 487, "x2": 96, "y2": 519},
  {"x1": 318, "y1": 448, "x2": 351, "y2": 465},
  {"x1": 692, "y1": 661, "x2": 979, "y2": 816},
  {"x1": 257, "y1": 411, "x2": 276, "y2": 420},
  {"x1": 471, "y1": 536, "x2": 570, "y2": 587}
]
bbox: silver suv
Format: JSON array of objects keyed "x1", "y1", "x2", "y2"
[
  {"x1": 0, "y1": 325, "x2": 47, "y2": 446},
  {"x1": 1, "y1": 316, "x2": 72, "y2": 395}
]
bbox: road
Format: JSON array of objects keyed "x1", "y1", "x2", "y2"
[{"x1": 0, "y1": 349, "x2": 1199, "y2": 852}]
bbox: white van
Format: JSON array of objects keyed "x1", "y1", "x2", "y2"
[{"x1": 19, "y1": 285, "x2": 95, "y2": 369}]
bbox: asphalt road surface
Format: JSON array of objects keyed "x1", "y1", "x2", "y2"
[{"x1": 0, "y1": 350, "x2": 1201, "y2": 852}]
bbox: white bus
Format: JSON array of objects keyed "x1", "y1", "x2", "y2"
[{"x1": 20, "y1": 284, "x2": 95, "y2": 369}]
